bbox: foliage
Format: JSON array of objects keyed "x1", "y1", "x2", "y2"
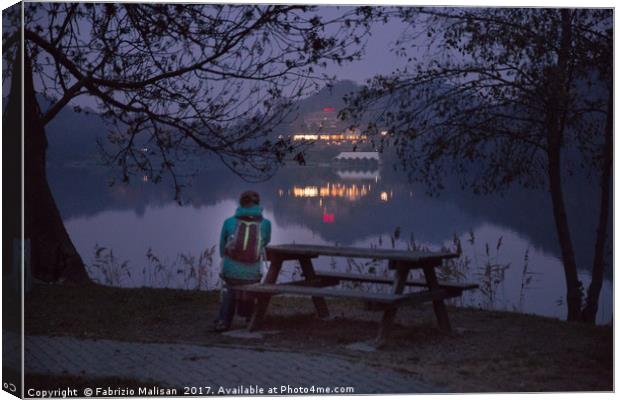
[
  {"x1": 89, "y1": 244, "x2": 216, "y2": 290},
  {"x1": 90, "y1": 244, "x2": 131, "y2": 286},
  {"x1": 473, "y1": 236, "x2": 511, "y2": 310},
  {"x1": 3, "y1": 4, "x2": 374, "y2": 197},
  {"x1": 342, "y1": 8, "x2": 611, "y2": 193},
  {"x1": 341, "y1": 7, "x2": 612, "y2": 321},
  {"x1": 145, "y1": 246, "x2": 217, "y2": 290}
]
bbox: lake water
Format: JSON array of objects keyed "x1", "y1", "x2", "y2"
[{"x1": 49, "y1": 163, "x2": 613, "y2": 324}]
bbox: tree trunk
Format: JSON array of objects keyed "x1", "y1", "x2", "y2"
[
  {"x1": 581, "y1": 85, "x2": 613, "y2": 324},
  {"x1": 21, "y1": 53, "x2": 90, "y2": 284},
  {"x1": 547, "y1": 144, "x2": 583, "y2": 321},
  {"x1": 3, "y1": 38, "x2": 23, "y2": 277},
  {"x1": 546, "y1": 9, "x2": 583, "y2": 321}
]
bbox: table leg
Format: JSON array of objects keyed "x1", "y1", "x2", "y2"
[
  {"x1": 248, "y1": 257, "x2": 283, "y2": 331},
  {"x1": 375, "y1": 308, "x2": 397, "y2": 347},
  {"x1": 423, "y1": 264, "x2": 452, "y2": 333},
  {"x1": 299, "y1": 257, "x2": 330, "y2": 318},
  {"x1": 248, "y1": 293, "x2": 270, "y2": 332},
  {"x1": 375, "y1": 263, "x2": 408, "y2": 346}
]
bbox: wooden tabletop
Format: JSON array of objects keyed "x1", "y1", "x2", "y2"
[{"x1": 265, "y1": 244, "x2": 459, "y2": 264}]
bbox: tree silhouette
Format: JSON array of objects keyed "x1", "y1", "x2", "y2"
[
  {"x1": 342, "y1": 7, "x2": 612, "y2": 322},
  {"x1": 2, "y1": 3, "x2": 371, "y2": 283}
]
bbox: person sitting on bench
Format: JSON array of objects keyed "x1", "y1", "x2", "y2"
[{"x1": 213, "y1": 190, "x2": 271, "y2": 332}]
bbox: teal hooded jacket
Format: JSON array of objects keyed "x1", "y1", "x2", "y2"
[{"x1": 219, "y1": 205, "x2": 271, "y2": 280}]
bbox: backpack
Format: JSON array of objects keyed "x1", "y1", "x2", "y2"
[{"x1": 224, "y1": 215, "x2": 263, "y2": 263}]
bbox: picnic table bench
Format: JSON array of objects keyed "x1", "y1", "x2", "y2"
[{"x1": 235, "y1": 244, "x2": 478, "y2": 346}]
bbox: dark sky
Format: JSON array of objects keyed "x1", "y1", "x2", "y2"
[{"x1": 317, "y1": 6, "x2": 413, "y2": 83}]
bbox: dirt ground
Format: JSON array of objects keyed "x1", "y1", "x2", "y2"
[{"x1": 23, "y1": 283, "x2": 613, "y2": 393}]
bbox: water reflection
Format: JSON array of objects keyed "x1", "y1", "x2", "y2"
[
  {"x1": 289, "y1": 183, "x2": 373, "y2": 201},
  {"x1": 49, "y1": 164, "x2": 612, "y2": 324}
]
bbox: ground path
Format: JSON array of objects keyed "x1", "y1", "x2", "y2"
[{"x1": 5, "y1": 334, "x2": 443, "y2": 395}]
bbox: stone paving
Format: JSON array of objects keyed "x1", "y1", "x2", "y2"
[{"x1": 7, "y1": 334, "x2": 443, "y2": 395}]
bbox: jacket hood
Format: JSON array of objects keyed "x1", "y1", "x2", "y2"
[{"x1": 234, "y1": 205, "x2": 263, "y2": 217}]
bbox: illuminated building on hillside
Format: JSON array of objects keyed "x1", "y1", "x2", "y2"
[
  {"x1": 291, "y1": 130, "x2": 367, "y2": 143},
  {"x1": 290, "y1": 107, "x2": 371, "y2": 144}
]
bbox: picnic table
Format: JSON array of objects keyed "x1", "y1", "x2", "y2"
[{"x1": 235, "y1": 244, "x2": 478, "y2": 346}]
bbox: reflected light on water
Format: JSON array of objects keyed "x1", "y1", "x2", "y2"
[
  {"x1": 289, "y1": 183, "x2": 372, "y2": 201},
  {"x1": 294, "y1": 186, "x2": 319, "y2": 197}
]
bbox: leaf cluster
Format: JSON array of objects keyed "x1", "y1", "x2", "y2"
[
  {"x1": 4, "y1": 4, "x2": 375, "y2": 197},
  {"x1": 342, "y1": 7, "x2": 612, "y2": 194}
]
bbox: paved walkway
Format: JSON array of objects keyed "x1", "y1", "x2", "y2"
[{"x1": 6, "y1": 334, "x2": 442, "y2": 395}]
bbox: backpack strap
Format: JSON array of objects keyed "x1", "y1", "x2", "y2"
[{"x1": 236, "y1": 215, "x2": 263, "y2": 222}]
